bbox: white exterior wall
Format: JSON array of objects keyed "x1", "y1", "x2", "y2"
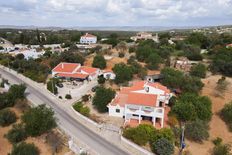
[
  {"x1": 80, "y1": 37, "x2": 97, "y2": 44},
  {"x1": 103, "y1": 72, "x2": 116, "y2": 80},
  {"x1": 108, "y1": 105, "x2": 125, "y2": 117}
]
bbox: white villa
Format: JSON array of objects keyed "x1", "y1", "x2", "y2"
[
  {"x1": 108, "y1": 81, "x2": 172, "y2": 128},
  {"x1": 52, "y1": 62, "x2": 101, "y2": 81},
  {"x1": 80, "y1": 33, "x2": 97, "y2": 44}
]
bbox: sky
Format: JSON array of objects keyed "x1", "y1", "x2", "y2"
[{"x1": 0, "y1": 0, "x2": 232, "y2": 27}]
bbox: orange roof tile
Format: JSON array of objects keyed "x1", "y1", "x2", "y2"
[
  {"x1": 79, "y1": 66, "x2": 98, "y2": 74},
  {"x1": 52, "y1": 62, "x2": 80, "y2": 73},
  {"x1": 127, "y1": 93, "x2": 157, "y2": 107},
  {"x1": 82, "y1": 33, "x2": 96, "y2": 38}
]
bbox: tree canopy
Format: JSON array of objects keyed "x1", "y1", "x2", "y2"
[
  {"x1": 220, "y1": 102, "x2": 232, "y2": 131},
  {"x1": 92, "y1": 55, "x2": 106, "y2": 69},
  {"x1": 190, "y1": 63, "x2": 207, "y2": 78},
  {"x1": 10, "y1": 142, "x2": 39, "y2": 155},
  {"x1": 21, "y1": 104, "x2": 57, "y2": 136},
  {"x1": 172, "y1": 93, "x2": 212, "y2": 122},
  {"x1": 92, "y1": 87, "x2": 115, "y2": 113},
  {"x1": 113, "y1": 63, "x2": 133, "y2": 84}
]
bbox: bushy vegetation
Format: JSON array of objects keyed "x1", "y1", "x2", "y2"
[
  {"x1": 92, "y1": 55, "x2": 106, "y2": 69},
  {"x1": 172, "y1": 93, "x2": 212, "y2": 122},
  {"x1": 190, "y1": 63, "x2": 207, "y2": 78},
  {"x1": 5, "y1": 124, "x2": 27, "y2": 144},
  {"x1": 161, "y1": 67, "x2": 204, "y2": 93},
  {"x1": 0, "y1": 84, "x2": 26, "y2": 110},
  {"x1": 213, "y1": 144, "x2": 231, "y2": 155},
  {"x1": 185, "y1": 120, "x2": 209, "y2": 142},
  {"x1": 97, "y1": 75, "x2": 106, "y2": 84},
  {"x1": 212, "y1": 138, "x2": 231, "y2": 155},
  {"x1": 113, "y1": 63, "x2": 133, "y2": 84},
  {"x1": 152, "y1": 138, "x2": 174, "y2": 155},
  {"x1": 21, "y1": 104, "x2": 57, "y2": 136},
  {"x1": 123, "y1": 124, "x2": 174, "y2": 154},
  {"x1": 210, "y1": 48, "x2": 232, "y2": 76},
  {"x1": 47, "y1": 78, "x2": 58, "y2": 95},
  {"x1": 65, "y1": 94, "x2": 72, "y2": 99},
  {"x1": 0, "y1": 109, "x2": 17, "y2": 127},
  {"x1": 10, "y1": 142, "x2": 39, "y2": 155},
  {"x1": 220, "y1": 102, "x2": 232, "y2": 131},
  {"x1": 73, "y1": 102, "x2": 90, "y2": 117},
  {"x1": 92, "y1": 87, "x2": 115, "y2": 113}
]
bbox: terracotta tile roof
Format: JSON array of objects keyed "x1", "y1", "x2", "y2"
[
  {"x1": 127, "y1": 93, "x2": 157, "y2": 107},
  {"x1": 146, "y1": 82, "x2": 171, "y2": 94},
  {"x1": 56, "y1": 73, "x2": 88, "y2": 79},
  {"x1": 110, "y1": 81, "x2": 171, "y2": 107},
  {"x1": 82, "y1": 33, "x2": 96, "y2": 38},
  {"x1": 52, "y1": 62, "x2": 80, "y2": 73},
  {"x1": 79, "y1": 66, "x2": 98, "y2": 74}
]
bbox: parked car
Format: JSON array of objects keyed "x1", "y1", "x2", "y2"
[{"x1": 56, "y1": 83, "x2": 64, "y2": 88}]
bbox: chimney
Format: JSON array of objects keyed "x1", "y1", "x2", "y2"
[{"x1": 61, "y1": 63, "x2": 64, "y2": 69}]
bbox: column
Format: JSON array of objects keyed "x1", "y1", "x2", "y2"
[
  {"x1": 153, "y1": 117, "x2": 156, "y2": 126},
  {"x1": 161, "y1": 117, "x2": 164, "y2": 128}
]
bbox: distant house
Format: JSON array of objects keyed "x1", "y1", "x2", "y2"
[
  {"x1": 130, "y1": 32, "x2": 159, "y2": 42},
  {"x1": 108, "y1": 81, "x2": 172, "y2": 128},
  {"x1": 52, "y1": 62, "x2": 100, "y2": 81},
  {"x1": 80, "y1": 33, "x2": 97, "y2": 44},
  {"x1": 170, "y1": 57, "x2": 199, "y2": 72},
  {"x1": 9, "y1": 49, "x2": 44, "y2": 60}
]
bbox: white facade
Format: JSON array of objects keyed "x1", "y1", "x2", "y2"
[
  {"x1": 103, "y1": 71, "x2": 116, "y2": 80},
  {"x1": 108, "y1": 81, "x2": 172, "y2": 128},
  {"x1": 80, "y1": 33, "x2": 97, "y2": 44}
]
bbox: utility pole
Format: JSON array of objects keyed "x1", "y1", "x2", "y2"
[{"x1": 179, "y1": 124, "x2": 186, "y2": 155}]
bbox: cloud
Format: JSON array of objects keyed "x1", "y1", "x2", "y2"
[{"x1": 0, "y1": 0, "x2": 231, "y2": 26}]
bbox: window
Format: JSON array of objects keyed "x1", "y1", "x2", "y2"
[{"x1": 116, "y1": 109, "x2": 120, "y2": 113}]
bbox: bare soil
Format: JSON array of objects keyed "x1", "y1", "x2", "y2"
[
  {"x1": 186, "y1": 75, "x2": 232, "y2": 155},
  {"x1": 0, "y1": 106, "x2": 72, "y2": 155}
]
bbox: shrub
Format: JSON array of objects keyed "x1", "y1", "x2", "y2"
[
  {"x1": 73, "y1": 102, "x2": 90, "y2": 117},
  {"x1": 212, "y1": 137, "x2": 222, "y2": 146},
  {"x1": 47, "y1": 80, "x2": 58, "y2": 95},
  {"x1": 92, "y1": 55, "x2": 106, "y2": 69},
  {"x1": 185, "y1": 120, "x2": 209, "y2": 142},
  {"x1": 190, "y1": 63, "x2": 207, "y2": 78},
  {"x1": 10, "y1": 142, "x2": 39, "y2": 155},
  {"x1": 168, "y1": 115, "x2": 179, "y2": 127},
  {"x1": 123, "y1": 124, "x2": 155, "y2": 146},
  {"x1": 98, "y1": 75, "x2": 105, "y2": 84},
  {"x1": 212, "y1": 144, "x2": 231, "y2": 155},
  {"x1": 152, "y1": 138, "x2": 174, "y2": 155},
  {"x1": 123, "y1": 124, "x2": 174, "y2": 147},
  {"x1": 220, "y1": 102, "x2": 232, "y2": 131},
  {"x1": 0, "y1": 109, "x2": 17, "y2": 127},
  {"x1": 65, "y1": 94, "x2": 72, "y2": 99},
  {"x1": 92, "y1": 87, "x2": 115, "y2": 113},
  {"x1": 82, "y1": 95, "x2": 90, "y2": 102},
  {"x1": 21, "y1": 104, "x2": 57, "y2": 136},
  {"x1": 5, "y1": 124, "x2": 27, "y2": 144}
]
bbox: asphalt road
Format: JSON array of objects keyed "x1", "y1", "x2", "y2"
[{"x1": 0, "y1": 68, "x2": 130, "y2": 155}]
